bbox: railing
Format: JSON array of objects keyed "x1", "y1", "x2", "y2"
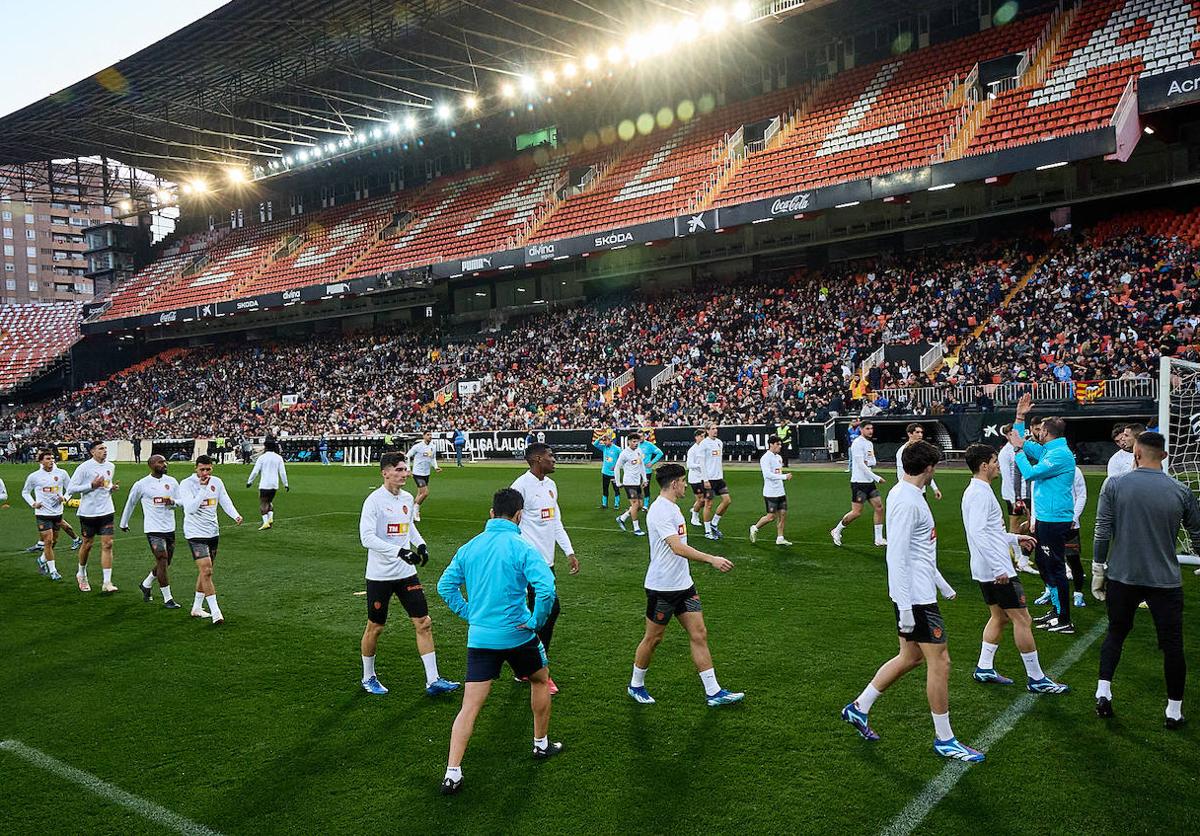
[
  {"x1": 873, "y1": 377, "x2": 1158, "y2": 409},
  {"x1": 919, "y1": 343, "x2": 945, "y2": 373},
  {"x1": 1111, "y1": 76, "x2": 1137, "y2": 127},
  {"x1": 609, "y1": 368, "x2": 634, "y2": 400},
  {"x1": 859, "y1": 345, "x2": 885, "y2": 376},
  {"x1": 650, "y1": 363, "x2": 678, "y2": 391},
  {"x1": 726, "y1": 125, "x2": 745, "y2": 161}
]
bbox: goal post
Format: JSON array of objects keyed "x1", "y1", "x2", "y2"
[{"x1": 1160, "y1": 355, "x2": 1200, "y2": 563}]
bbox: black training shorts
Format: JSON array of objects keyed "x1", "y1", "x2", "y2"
[
  {"x1": 645, "y1": 586, "x2": 702, "y2": 625},
  {"x1": 366, "y1": 576, "x2": 429, "y2": 624},
  {"x1": 979, "y1": 578, "x2": 1026, "y2": 610},
  {"x1": 412, "y1": 474, "x2": 431, "y2": 488},
  {"x1": 79, "y1": 513, "x2": 115, "y2": 538},
  {"x1": 188, "y1": 536, "x2": 220, "y2": 562},
  {"x1": 851, "y1": 482, "x2": 880, "y2": 504},
  {"x1": 36, "y1": 514, "x2": 63, "y2": 533},
  {"x1": 466, "y1": 637, "x2": 547, "y2": 682},
  {"x1": 764, "y1": 496, "x2": 787, "y2": 513},
  {"x1": 689, "y1": 481, "x2": 704, "y2": 497},
  {"x1": 623, "y1": 484, "x2": 644, "y2": 501},
  {"x1": 259, "y1": 488, "x2": 277, "y2": 503},
  {"x1": 707, "y1": 478, "x2": 730, "y2": 497},
  {"x1": 894, "y1": 601, "x2": 946, "y2": 644},
  {"x1": 146, "y1": 531, "x2": 176, "y2": 561}
]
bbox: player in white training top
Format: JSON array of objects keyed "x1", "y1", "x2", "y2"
[
  {"x1": 247, "y1": 438, "x2": 289, "y2": 530},
  {"x1": 406, "y1": 430, "x2": 442, "y2": 521},
  {"x1": 896, "y1": 424, "x2": 942, "y2": 500},
  {"x1": 358, "y1": 452, "x2": 459, "y2": 697},
  {"x1": 626, "y1": 463, "x2": 742, "y2": 707},
  {"x1": 685, "y1": 429, "x2": 707, "y2": 528},
  {"x1": 21, "y1": 448, "x2": 81, "y2": 581},
  {"x1": 997, "y1": 424, "x2": 1030, "y2": 536},
  {"x1": 178, "y1": 455, "x2": 242, "y2": 624},
  {"x1": 120, "y1": 454, "x2": 182, "y2": 609},
  {"x1": 698, "y1": 424, "x2": 731, "y2": 540},
  {"x1": 960, "y1": 443, "x2": 1067, "y2": 694},
  {"x1": 511, "y1": 443, "x2": 580, "y2": 696},
  {"x1": 750, "y1": 435, "x2": 793, "y2": 546},
  {"x1": 831, "y1": 420, "x2": 886, "y2": 547},
  {"x1": 614, "y1": 432, "x2": 648, "y2": 536},
  {"x1": 67, "y1": 441, "x2": 121, "y2": 594},
  {"x1": 1105, "y1": 422, "x2": 1140, "y2": 481},
  {"x1": 842, "y1": 440, "x2": 985, "y2": 762}
]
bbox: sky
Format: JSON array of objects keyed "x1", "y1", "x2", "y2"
[{"x1": 0, "y1": 1, "x2": 231, "y2": 118}]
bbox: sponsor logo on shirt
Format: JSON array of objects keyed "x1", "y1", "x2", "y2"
[
  {"x1": 540, "y1": 508, "x2": 555, "y2": 520},
  {"x1": 202, "y1": 498, "x2": 217, "y2": 508},
  {"x1": 386, "y1": 522, "x2": 409, "y2": 536},
  {"x1": 41, "y1": 486, "x2": 59, "y2": 494},
  {"x1": 153, "y1": 497, "x2": 170, "y2": 505}
]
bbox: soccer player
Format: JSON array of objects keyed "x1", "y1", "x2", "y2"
[
  {"x1": 21, "y1": 449, "x2": 78, "y2": 580},
  {"x1": 750, "y1": 435, "x2": 793, "y2": 546},
  {"x1": 1105, "y1": 422, "x2": 1142, "y2": 481},
  {"x1": 1006, "y1": 394, "x2": 1077, "y2": 634},
  {"x1": 626, "y1": 463, "x2": 742, "y2": 707},
  {"x1": 438, "y1": 488, "x2": 560, "y2": 795},
  {"x1": 699, "y1": 424, "x2": 731, "y2": 540},
  {"x1": 896, "y1": 424, "x2": 942, "y2": 500},
  {"x1": 960, "y1": 444, "x2": 1068, "y2": 693},
  {"x1": 841, "y1": 440, "x2": 985, "y2": 762},
  {"x1": 614, "y1": 432, "x2": 647, "y2": 536},
  {"x1": 67, "y1": 441, "x2": 120, "y2": 594},
  {"x1": 247, "y1": 438, "x2": 289, "y2": 530},
  {"x1": 592, "y1": 431, "x2": 621, "y2": 510},
  {"x1": 358, "y1": 452, "x2": 458, "y2": 696},
  {"x1": 120, "y1": 455, "x2": 182, "y2": 609},
  {"x1": 831, "y1": 420, "x2": 886, "y2": 547},
  {"x1": 638, "y1": 431, "x2": 664, "y2": 501},
  {"x1": 512, "y1": 443, "x2": 580, "y2": 695},
  {"x1": 178, "y1": 455, "x2": 242, "y2": 624},
  {"x1": 686, "y1": 429, "x2": 706, "y2": 527},
  {"x1": 406, "y1": 430, "x2": 441, "y2": 521},
  {"x1": 1092, "y1": 431, "x2": 1200, "y2": 727},
  {"x1": 998, "y1": 425, "x2": 1031, "y2": 538}
]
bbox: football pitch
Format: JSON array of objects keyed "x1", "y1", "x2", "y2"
[{"x1": 2, "y1": 460, "x2": 1199, "y2": 835}]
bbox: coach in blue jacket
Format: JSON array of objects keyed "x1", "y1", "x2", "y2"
[
  {"x1": 436, "y1": 488, "x2": 561, "y2": 795},
  {"x1": 1007, "y1": 393, "x2": 1078, "y2": 634}
]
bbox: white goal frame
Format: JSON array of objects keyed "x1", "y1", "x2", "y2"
[{"x1": 1159, "y1": 355, "x2": 1200, "y2": 563}]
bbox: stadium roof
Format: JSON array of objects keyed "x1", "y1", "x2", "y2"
[{"x1": 0, "y1": 0, "x2": 894, "y2": 184}]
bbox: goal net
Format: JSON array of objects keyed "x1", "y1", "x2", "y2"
[{"x1": 1160, "y1": 356, "x2": 1200, "y2": 561}]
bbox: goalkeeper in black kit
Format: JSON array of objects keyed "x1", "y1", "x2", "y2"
[{"x1": 1092, "y1": 431, "x2": 1200, "y2": 728}]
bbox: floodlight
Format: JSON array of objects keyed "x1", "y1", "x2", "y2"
[
  {"x1": 463, "y1": 94, "x2": 478, "y2": 111},
  {"x1": 519, "y1": 74, "x2": 537, "y2": 93},
  {"x1": 500, "y1": 81, "x2": 515, "y2": 98},
  {"x1": 190, "y1": 178, "x2": 209, "y2": 193},
  {"x1": 436, "y1": 103, "x2": 453, "y2": 121},
  {"x1": 541, "y1": 68, "x2": 556, "y2": 85},
  {"x1": 702, "y1": 7, "x2": 727, "y2": 31},
  {"x1": 606, "y1": 45, "x2": 624, "y2": 64},
  {"x1": 583, "y1": 54, "x2": 600, "y2": 71},
  {"x1": 562, "y1": 62, "x2": 578, "y2": 79},
  {"x1": 226, "y1": 167, "x2": 247, "y2": 183},
  {"x1": 404, "y1": 114, "x2": 418, "y2": 131},
  {"x1": 731, "y1": 1, "x2": 753, "y2": 21}
]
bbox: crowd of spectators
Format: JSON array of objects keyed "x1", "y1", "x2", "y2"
[{"x1": 2, "y1": 213, "x2": 1198, "y2": 445}]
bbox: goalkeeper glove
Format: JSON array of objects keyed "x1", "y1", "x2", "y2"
[
  {"x1": 415, "y1": 543, "x2": 429, "y2": 567},
  {"x1": 398, "y1": 548, "x2": 419, "y2": 566},
  {"x1": 1091, "y1": 562, "x2": 1107, "y2": 602}
]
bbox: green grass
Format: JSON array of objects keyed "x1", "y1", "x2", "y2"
[{"x1": 2, "y1": 461, "x2": 1199, "y2": 835}]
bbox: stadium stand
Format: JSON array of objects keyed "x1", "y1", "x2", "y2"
[{"x1": 0, "y1": 303, "x2": 82, "y2": 393}]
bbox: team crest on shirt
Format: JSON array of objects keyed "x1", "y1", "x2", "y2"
[
  {"x1": 773, "y1": 468, "x2": 781, "y2": 474},
  {"x1": 386, "y1": 522, "x2": 409, "y2": 535},
  {"x1": 540, "y1": 508, "x2": 555, "y2": 520},
  {"x1": 676, "y1": 524, "x2": 686, "y2": 536},
  {"x1": 549, "y1": 490, "x2": 554, "y2": 499},
  {"x1": 932, "y1": 626, "x2": 943, "y2": 639},
  {"x1": 930, "y1": 527, "x2": 937, "y2": 541}
]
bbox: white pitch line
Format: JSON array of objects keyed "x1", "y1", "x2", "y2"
[
  {"x1": 879, "y1": 618, "x2": 1107, "y2": 836},
  {"x1": 0, "y1": 739, "x2": 224, "y2": 836}
]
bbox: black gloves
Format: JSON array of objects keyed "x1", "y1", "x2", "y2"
[{"x1": 399, "y1": 544, "x2": 429, "y2": 567}]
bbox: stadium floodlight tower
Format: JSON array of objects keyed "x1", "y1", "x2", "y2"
[{"x1": 1159, "y1": 355, "x2": 1200, "y2": 564}]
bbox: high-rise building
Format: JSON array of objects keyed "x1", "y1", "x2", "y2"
[{"x1": 0, "y1": 198, "x2": 128, "y2": 305}]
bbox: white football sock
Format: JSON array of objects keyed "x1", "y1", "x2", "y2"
[
  {"x1": 932, "y1": 711, "x2": 954, "y2": 741},
  {"x1": 362, "y1": 655, "x2": 376, "y2": 681},
  {"x1": 834, "y1": 521, "x2": 845, "y2": 534},
  {"x1": 705, "y1": 521, "x2": 713, "y2": 534},
  {"x1": 533, "y1": 736, "x2": 548, "y2": 751},
  {"x1": 205, "y1": 594, "x2": 222, "y2": 620},
  {"x1": 102, "y1": 568, "x2": 112, "y2": 585},
  {"x1": 699, "y1": 667, "x2": 720, "y2": 697},
  {"x1": 856, "y1": 684, "x2": 881, "y2": 713},
  {"x1": 421, "y1": 651, "x2": 439, "y2": 685},
  {"x1": 268, "y1": 510, "x2": 274, "y2": 522},
  {"x1": 712, "y1": 514, "x2": 723, "y2": 528},
  {"x1": 873, "y1": 524, "x2": 884, "y2": 540},
  {"x1": 632, "y1": 520, "x2": 642, "y2": 531},
  {"x1": 143, "y1": 572, "x2": 156, "y2": 587},
  {"x1": 76, "y1": 564, "x2": 86, "y2": 578},
  {"x1": 262, "y1": 514, "x2": 270, "y2": 525},
  {"x1": 978, "y1": 641, "x2": 999, "y2": 670},
  {"x1": 619, "y1": 511, "x2": 630, "y2": 522},
  {"x1": 1167, "y1": 699, "x2": 1183, "y2": 720},
  {"x1": 193, "y1": 592, "x2": 206, "y2": 610},
  {"x1": 46, "y1": 560, "x2": 57, "y2": 574},
  {"x1": 445, "y1": 766, "x2": 462, "y2": 781},
  {"x1": 1020, "y1": 651, "x2": 1044, "y2": 680},
  {"x1": 161, "y1": 585, "x2": 172, "y2": 602},
  {"x1": 1096, "y1": 679, "x2": 1113, "y2": 700},
  {"x1": 631, "y1": 665, "x2": 647, "y2": 688}
]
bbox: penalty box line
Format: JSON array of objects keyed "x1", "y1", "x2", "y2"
[
  {"x1": 879, "y1": 618, "x2": 1107, "y2": 836},
  {"x1": 0, "y1": 739, "x2": 224, "y2": 836}
]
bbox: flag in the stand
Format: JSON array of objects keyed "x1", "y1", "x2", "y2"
[
  {"x1": 642, "y1": 427, "x2": 656, "y2": 443},
  {"x1": 1075, "y1": 380, "x2": 1106, "y2": 404}
]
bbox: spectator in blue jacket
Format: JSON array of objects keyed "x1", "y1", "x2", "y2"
[
  {"x1": 452, "y1": 428, "x2": 467, "y2": 467},
  {"x1": 437, "y1": 488, "x2": 560, "y2": 795},
  {"x1": 1007, "y1": 393, "x2": 1078, "y2": 634},
  {"x1": 593, "y1": 432, "x2": 621, "y2": 509}
]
